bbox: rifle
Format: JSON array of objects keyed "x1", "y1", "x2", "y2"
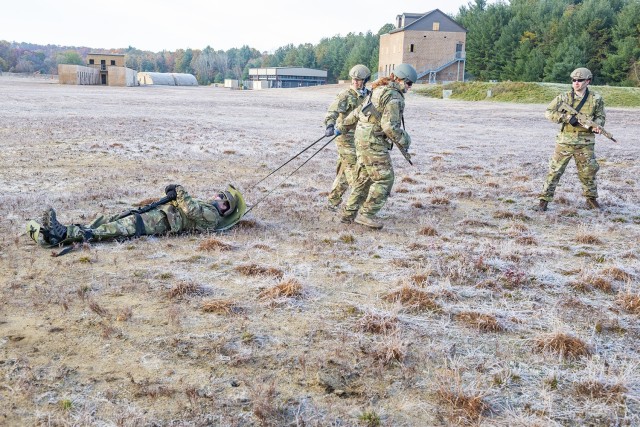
[
  {"x1": 559, "y1": 102, "x2": 617, "y2": 143},
  {"x1": 362, "y1": 98, "x2": 414, "y2": 166},
  {"x1": 116, "y1": 194, "x2": 175, "y2": 220}
]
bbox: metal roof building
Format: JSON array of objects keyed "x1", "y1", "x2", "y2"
[{"x1": 248, "y1": 67, "x2": 327, "y2": 88}]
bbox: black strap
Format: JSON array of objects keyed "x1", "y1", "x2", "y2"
[
  {"x1": 134, "y1": 213, "x2": 145, "y2": 237},
  {"x1": 574, "y1": 88, "x2": 589, "y2": 113}
]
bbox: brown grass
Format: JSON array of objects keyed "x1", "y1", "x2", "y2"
[
  {"x1": 431, "y1": 196, "x2": 451, "y2": 205},
  {"x1": 357, "y1": 312, "x2": 399, "y2": 334},
  {"x1": 534, "y1": 332, "x2": 592, "y2": 359},
  {"x1": 258, "y1": 279, "x2": 303, "y2": 299},
  {"x1": 401, "y1": 176, "x2": 418, "y2": 184},
  {"x1": 371, "y1": 335, "x2": 407, "y2": 366},
  {"x1": 418, "y1": 226, "x2": 438, "y2": 236},
  {"x1": 574, "y1": 380, "x2": 627, "y2": 402},
  {"x1": 198, "y1": 237, "x2": 233, "y2": 251},
  {"x1": 436, "y1": 369, "x2": 491, "y2": 424},
  {"x1": 201, "y1": 298, "x2": 241, "y2": 315},
  {"x1": 382, "y1": 285, "x2": 441, "y2": 312},
  {"x1": 616, "y1": 292, "x2": 640, "y2": 314},
  {"x1": 601, "y1": 267, "x2": 633, "y2": 281},
  {"x1": 133, "y1": 197, "x2": 158, "y2": 207},
  {"x1": 115, "y1": 306, "x2": 133, "y2": 322},
  {"x1": 167, "y1": 281, "x2": 201, "y2": 299},
  {"x1": 515, "y1": 235, "x2": 537, "y2": 245},
  {"x1": 235, "y1": 264, "x2": 284, "y2": 278},
  {"x1": 88, "y1": 300, "x2": 110, "y2": 318},
  {"x1": 410, "y1": 273, "x2": 430, "y2": 286},
  {"x1": 575, "y1": 233, "x2": 602, "y2": 245},
  {"x1": 456, "y1": 311, "x2": 504, "y2": 332},
  {"x1": 493, "y1": 211, "x2": 530, "y2": 221}
]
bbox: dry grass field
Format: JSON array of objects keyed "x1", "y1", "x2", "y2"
[{"x1": 1, "y1": 75, "x2": 639, "y2": 426}]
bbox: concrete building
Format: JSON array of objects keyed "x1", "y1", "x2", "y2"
[
  {"x1": 248, "y1": 67, "x2": 327, "y2": 88},
  {"x1": 379, "y1": 10, "x2": 467, "y2": 84},
  {"x1": 86, "y1": 53, "x2": 130, "y2": 85},
  {"x1": 137, "y1": 72, "x2": 198, "y2": 86},
  {"x1": 58, "y1": 64, "x2": 100, "y2": 85}
]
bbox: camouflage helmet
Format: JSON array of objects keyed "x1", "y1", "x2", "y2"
[
  {"x1": 349, "y1": 64, "x2": 371, "y2": 81},
  {"x1": 393, "y1": 63, "x2": 418, "y2": 83},
  {"x1": 570, "y1": 67, "x2": 592, "y2": 80}
]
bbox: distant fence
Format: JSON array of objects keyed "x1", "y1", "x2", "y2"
[{"x1": 0, "y1": 72, "x2": 58, "y2": 80}]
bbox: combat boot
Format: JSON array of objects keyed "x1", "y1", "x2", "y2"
[
  {"x1": 586, "y1": 198, "x2": 601, "y2": 210},
  {"x1": 536, "y1": 200, "x2": 548, "y2": 212},
  {"x1": 43, "y1": 208, "x2": 68, "y2": 245},
  {"x1": 355, "y1": 214, "x2": 383, "y2": 230},
  {"x1": 327, "y1": 200, "x2": 341, "y2": 212}
]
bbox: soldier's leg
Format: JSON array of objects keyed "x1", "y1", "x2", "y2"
[
  {"x1": 328, "y1": 157, "x2": 349, "y2": 207},
  {"x1": 67, "y1": 210, "x2": 171, "y2": 242},
  {"x1": 342, "y1": 161, "x2": 371, "y2": 222},
  {"x1": 539, "y1": 144, "x2": 574, "y2": 202},
  {"x1": 574, "y1": 144, "x2": 599, "y2": 200},
  {"x1": 359, "y1": 152, "x2": 394, "y2": 219}
]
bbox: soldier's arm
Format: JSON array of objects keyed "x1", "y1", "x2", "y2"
[
  {"x1": 174, "y1": 186, "x2": 218, "y2": 223},
  {"x1": 592, "y1": 96, "x2": 606, "y2": 128},
  {"x1": 545, "y1": 94, "x2": 569, "y2": 123},
  {"x1": 324, "y1": 91, "x2": 349, "y2": 126},
  {"x1": 381, "y1": 98, "x2": 405, "y2": 142},
  {"x1": 336, "y1": 105, "x2": 360, "y2": 133}
]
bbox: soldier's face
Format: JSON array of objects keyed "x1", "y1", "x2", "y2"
[
  {"x1": 572, "y1": 78, "x2": 589, "y2": 91},
  {"x1": 352, "y1": 79, "x2": 364, "y2": 89}
]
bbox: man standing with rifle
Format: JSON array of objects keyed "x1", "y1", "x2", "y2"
[
  {"x1": 537, "y1": 67, "x2": 614, "y2": 211},
  {"x1": 27, "y1": 184, "x2": 245, "y2": 248}
]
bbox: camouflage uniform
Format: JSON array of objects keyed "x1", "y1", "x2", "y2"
[
  {"x1": 339, "y1": 81, "x2": 410, "y2": 221},
  {"x1": 324, "y1": 87, "x2": 369, "y2": 206},
  {"x1": 540, "y1": 89, "x2": 605, "y2": 202},
  {"x1": 29, "y1": 185, "x2": 245, "y2": 246}
]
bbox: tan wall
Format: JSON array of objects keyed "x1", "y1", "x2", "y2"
[
  {"x1": 107, "y1": 66, "x2": 137, "y2": 86},
  {"x1": 57, "y1": 64, "x2": 100, "y2": 85},
  {"x1": 87, "y1": 54, "x2": 125, "y2": 68},
  {"x1": 379, "y1": 30, "x2": 466, "y2": 82}
]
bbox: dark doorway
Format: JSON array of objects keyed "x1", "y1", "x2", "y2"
[{"x1": 101, "y1": 74, "x2": 107, "y2": 85}]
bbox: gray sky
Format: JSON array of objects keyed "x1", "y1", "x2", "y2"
[{"x1": 1, "y1": 0, "x2": 479, "y2": 52}]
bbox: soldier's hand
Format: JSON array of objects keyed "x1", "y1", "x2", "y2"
[
  {"x1": 165, "y1": 184, "x2": 178, "y2": 199},
  {"x1": 325, "y1": 125, "x2": 335, "y2": 137}
]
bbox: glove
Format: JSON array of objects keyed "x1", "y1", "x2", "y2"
[
  {"x1": 568, "y1": 115, "x2": 579, "y2": 126},
  {"x1": 334, "y1": 128, "x2": 341, "y2": 136},
  {"x1": 165, "y1": 184, "x2": 178, "y2": 199},
  {"x1": 325, "y1": 125, "x2": 335, "y2": 137}
]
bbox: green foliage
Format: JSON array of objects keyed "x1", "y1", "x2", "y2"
[
  {"x1": 56, "y1": 51, "x2": 84, "y2": 66},
  {"x1": 414, "y1": 81, "x2": 640, "y2": 107},
  {"x1": 457, "y1": 0, "x2": 640, "y2": 86}
]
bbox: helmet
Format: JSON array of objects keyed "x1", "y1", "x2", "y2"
[
  {"x1": 349, "y1": 64, "x2": 371, "y2": 81},
  {"x1": 214, "y1": 184, "x2": 246, "y2": 231},
  {"x1": 394, "y1": 63, "x2": 418, "y2": 83},
  {"x1": 570, "y1": 68, "x2": 592, "y2": 80}
]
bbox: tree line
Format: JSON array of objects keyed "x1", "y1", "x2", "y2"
[
  {"x1": 458, "y1": 0, "x2": 640, "y2": 86},
  {"x1": 1, "y1": 0, "x2": 638, "y2": 86}
]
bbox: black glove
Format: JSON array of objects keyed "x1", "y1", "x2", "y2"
[
  {"x1": 165, "y1": 184, "x2": 178, "y2": 199},
  {"x1": 568, "y1": 115, "x2": 579, "y2": 126},
  {"x1": 325, "y1": 124, "x2": 335, "y2": 137}
]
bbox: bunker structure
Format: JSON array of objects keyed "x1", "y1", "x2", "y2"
[
  {"x1": 248, "y1": 67, "x2": 327, "y2": 89},
  {"x1": 137, "y1": 72, "x2": 198, "y2": 86},
  {"x1": 379, "y1": 9, "x2": 467, "y2": 84}
]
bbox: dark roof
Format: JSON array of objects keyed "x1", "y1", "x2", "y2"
[{"x1": 390, "y1": 9, "x2": 467, "y2": 34}]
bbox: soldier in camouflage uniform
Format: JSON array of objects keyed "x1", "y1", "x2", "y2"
[
  {"x1": 27, "y1": 184, "x2": 246, "y2": 246},
  {"x1": 538, "y1": 67, "x2": 606, "y2": 211},
  {"x1": 323, "y1": 64, "x2": 371, "y2": 210},
  {"x1": 336, "y1": 64, "x2": 417, "y2": 229}
]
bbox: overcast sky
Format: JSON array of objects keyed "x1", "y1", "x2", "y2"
[{"x1": 1, "y1": 0, "x2": 482, "y2": 53}]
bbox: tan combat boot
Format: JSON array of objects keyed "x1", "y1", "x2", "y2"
[
  {"x1": 355, "y1": 214, "x2": 383, "y2": 230},
  {"x1": 586, "y1": 198, "x2": 601, "y2": 210}
]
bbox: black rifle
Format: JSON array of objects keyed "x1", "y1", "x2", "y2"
[{"x1": 116, "y1": 194, "x2": 175, "y2": 220}]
